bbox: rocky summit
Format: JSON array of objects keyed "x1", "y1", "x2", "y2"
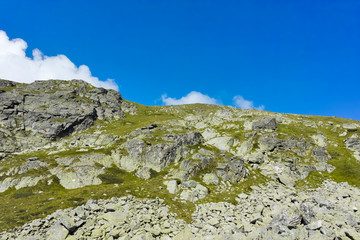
[{"x1": 0, "y1": 79, "x2": 360, "y2": 240}]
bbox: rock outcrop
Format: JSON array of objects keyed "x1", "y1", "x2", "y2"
[{"x1": 0, "y1": 79, "x2": 124, "y2": 152}]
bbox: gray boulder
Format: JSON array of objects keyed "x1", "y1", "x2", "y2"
[
  {"x1": 312, "y1": 147, "x2": 331, "y2": 162},
  {"x1": 216, "y1": 157, "x2": 249, "y2": 183},
  {"x1": 343, "y1": 123, "x2": 358, "y2": 131},
  {"x1": 345, "y1": 137, "x2": 360, "y2": 152},
  {"x1": 252, "y1": 117, "x2": 277, "y2": 130},
  {"x1": 46, "y1": 223, "x2": 69, "y2": 240}
]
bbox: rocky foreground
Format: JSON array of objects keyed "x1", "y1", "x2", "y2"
[
  {"x1": 1, "y1": 79, "x2": 360, "y2": 239},
  {"x1": 1, "y1": 180, "x2": 359, "y2": 240}
]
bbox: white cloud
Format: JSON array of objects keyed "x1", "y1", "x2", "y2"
[
  {"x1": 162, "y1": 91, "x2": 220, "y2": 105},
  {"x1": 233, "y1": 95, "x2": 264, "y2": 110},
  {"x1": 0, "y1": 30, "x2": 118, "y2": 90}
]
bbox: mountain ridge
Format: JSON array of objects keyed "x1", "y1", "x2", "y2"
[{"x1": 0, "y1": 79, "x2": 360, "y2": 239}]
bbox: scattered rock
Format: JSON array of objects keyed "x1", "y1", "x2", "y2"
[
  {"x1": 252, "y1": 117, "x2": 277, "y2": 130},
  {"x1": 202, "y1": 173, "x2": 219, "y2": 185}
]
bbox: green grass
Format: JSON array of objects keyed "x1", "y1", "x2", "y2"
[{"x1": 0, "y1": 86, "x2": 17, "y2": 92}]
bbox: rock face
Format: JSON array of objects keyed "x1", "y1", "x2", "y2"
[
  {"x1": 0, "y1": 79, "x2": 124, "y2": 151},
  {"x1": 119, "y1": 131, "x2": 204, "y2": 172}
]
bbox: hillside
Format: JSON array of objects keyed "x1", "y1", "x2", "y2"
[{"x1": 0, "y1": 79, "x2": 360, "y2": 239}]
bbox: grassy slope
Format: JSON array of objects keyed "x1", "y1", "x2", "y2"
[{"x1": 0, "y1": 103, "x2": 359, "y2": 231}]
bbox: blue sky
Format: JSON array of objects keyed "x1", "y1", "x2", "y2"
[{"x1": 0, "y1": 0, "x2": 359, "y2": 119}]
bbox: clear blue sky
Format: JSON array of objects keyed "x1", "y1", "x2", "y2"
[{"x1": 1, "y1": 0, "x2": 359, "y2": 119}]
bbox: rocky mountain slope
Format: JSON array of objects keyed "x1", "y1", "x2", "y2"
[{"x1": 0, "y1": 79, "x2": 360, "y2": 239}]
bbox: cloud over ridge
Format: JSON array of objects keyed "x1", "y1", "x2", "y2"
[
  {"x1": 162, "y1": 91, "x2": 220, "y2": 105},
  {"x1": 161, "y1": 91, "x2": 264, "y2": 110},
  {"x1": 0, "y1": 30, "x2": 118, "y2": 90},
  {"x1": 233, "y1": 95, "x2": 264, "y2": 110}
]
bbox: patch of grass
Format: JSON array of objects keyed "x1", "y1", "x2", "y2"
[
  {"x1": 37, "y1": 105, "x2": 49, "y2": 109},
  {"x1": 0, "y1": 86, "x2": 17, "y2": 92}
]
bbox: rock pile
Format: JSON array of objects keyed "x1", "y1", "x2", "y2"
[
  {"x1": 0, "y1": 196, "x2": 187, "y2": 240},
  {"x1": 1, "y1": 180, "x2": 359, "y2": 240}
]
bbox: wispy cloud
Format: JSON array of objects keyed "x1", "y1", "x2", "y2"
[
  {"x1": 0, "y1": 30, "x2": 118, "y2": 90},
  {"x1": 162, "y1": 91, "x2": 220, "y2": 105},
  {"x1": 233, "y1": 95, "x2": 264, "y2": 110}
]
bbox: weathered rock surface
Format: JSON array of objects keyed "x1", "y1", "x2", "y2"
[
  {"x1": 0, "y1": 79, "x2": 124, "y2": 152},
  {"x1": 119, "y1": 131, "x2": 204, "y2": 172},
  {"x1": 252, "y1": 117, "x2": 277, "y2": 130}
]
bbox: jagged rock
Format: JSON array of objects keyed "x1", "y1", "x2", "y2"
[
  {"x1": 118, "y1": 131, "x2": 203, "y2": 173},
  {"x1": 0, "y1": 129, "x2": 19, "y2": 153},
  {"x1": 0, "y1": 79, "x2": 124, "y2": 150},
  {"x1": 216, "y1": 157, "x2": 249, "y2": 183},
  {"x1": 345, "y1": 136, "x2": 360, "y2": 161},
  {"x1": 15, "y1": 176, "x2": 45, "y2": 190},
  {"x1": 300, "y1": 203, "x2": 314, "y2": 224},
  {"x1": 252, "y1": 117, "x2": 277, "y2": 130},
  {"x1": 258, "y1": 134, "x2": 310, "y2": 152},
  {"x1": 0, "y1": 175, "x2": 45, "y2": 192},
  {"x1": 0, "y1": 177, "x2": 20, "y2": 192},
  {"x1": 58, "y1": 213, "x2": 83, "y2": 233},
  {"x1": 144, "y1": 132, "x2": 203, "y2": 172},
  {"x1": 345, "y1": 136, "x2": 360, "y2": 152},
  {"x1": 7, "y1": 158, "x2": 49, "y2": 175},
  {"x1": 312, "y1": 147, "x2": 331, "y2": 162},
  {"x1": 120, "y1": 138, "x2": 146, "y2": 171}
]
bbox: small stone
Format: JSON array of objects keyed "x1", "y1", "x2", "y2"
[
  {"x1": 307, "y1": 220, "x2": 322, "y2": 230},
  {"x1": 208, "y1": 217, "x2": 219, "y2": 226}
]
